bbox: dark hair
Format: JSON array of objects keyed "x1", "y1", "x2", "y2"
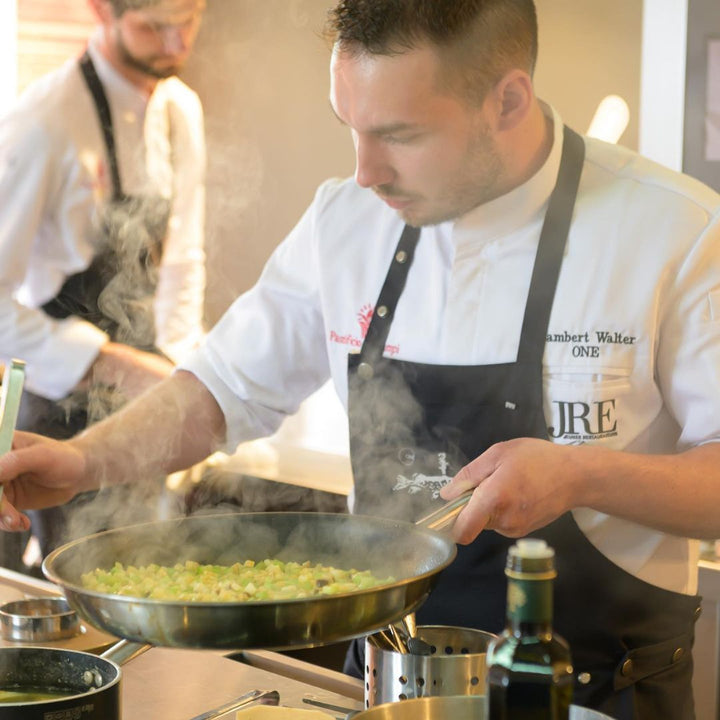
[{"x1": 326, "y1": 0, "x2": 538, "y2": 101}]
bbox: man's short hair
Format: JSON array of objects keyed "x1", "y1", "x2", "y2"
[
  {"x1": 326, "y1": 0, "x2": 538, "y2": 102},
  {"x1": 108, "y1": 0, "x2": 161, "y2": 15}
]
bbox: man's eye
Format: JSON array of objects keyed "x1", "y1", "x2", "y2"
[
  {"x1": 145, "y1": 18, "x2": 196, "y2": 34},
  {"x1": 136, "y1": 20, "x2": 161, "y2": 33},
  {"x1": 384, "y1": 135, "x2": 415, "y2": 145}
]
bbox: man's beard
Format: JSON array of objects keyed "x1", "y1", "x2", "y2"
[
  {"x1": 383, "y1": 125, "x2": 505, "y2": 228},
  {"x1": 116, "y1": 31, "x2": 181, "y2": 79}
]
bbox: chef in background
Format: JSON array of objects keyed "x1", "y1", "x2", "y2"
[
  {"x1": 0, "y1": 0, "x2": 207, "y2": 568},
  {"x1": 1, "y1": 1, "x2": 720, "y2": 717}
]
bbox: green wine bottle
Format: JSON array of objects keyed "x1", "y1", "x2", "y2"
[{"x1": 487, "y1": 539, "x2": 574, "y2": 720}]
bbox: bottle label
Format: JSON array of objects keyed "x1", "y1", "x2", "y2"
[{"x1": 508, "y1": 577, "x2": 552, "y2": 624}]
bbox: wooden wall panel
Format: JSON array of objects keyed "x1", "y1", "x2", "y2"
[{"x1": 17, "y1": 0, "x2": 96, "y2": 92}]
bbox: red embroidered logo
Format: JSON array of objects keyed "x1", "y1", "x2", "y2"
[
  {"x1": 357, "y1": 304, "x2": 374, "y2": 338},
  {"x1": 328, "y1": 304, "x2": 400, "y2": 356}
]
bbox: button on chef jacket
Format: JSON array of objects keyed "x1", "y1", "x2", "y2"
[
  {"x1": 0, "y1": 30, "x2": 206, "y2": 401},
  {"x1": 181, "y1": 103, "x2": 720, "y2": 597}
]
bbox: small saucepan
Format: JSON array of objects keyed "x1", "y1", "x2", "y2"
[
  {"x1": 0, "y1": 646, "x2": 120, "y2": 720},
  {"x1": 0, "y1": 597, "x2": 81, "y2": 642}
]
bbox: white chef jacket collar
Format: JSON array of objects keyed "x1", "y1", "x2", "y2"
[
  {"x1": 451, "y1": 102, "x2": 564, "y2": 245},
  {"x1": 86, "y1": 29, "x2": 152, "y2": 118}
]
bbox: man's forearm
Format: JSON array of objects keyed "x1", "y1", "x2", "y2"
[
  {"x1": 576, "y1": 441, "x2": 720, "y2": 538},
  {"x1": 71, "y1": 369, "x2": 226, "y2": 492}
]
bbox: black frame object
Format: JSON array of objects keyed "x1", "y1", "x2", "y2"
[{"x1": 683, "y1": 0, "x2": 720, "y2": 192}]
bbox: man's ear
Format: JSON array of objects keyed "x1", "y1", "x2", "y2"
[
  {"x1": 87, "y1": 0, "x2": 115, "y2": 24},
  {"x1": 491, "y1": 69, "x2": 534, "y2": 132}
]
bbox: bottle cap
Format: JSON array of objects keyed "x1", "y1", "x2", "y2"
[
  {"x1": 506, "y1": 538, "x2": 557, "y2": 578},
  {"x1": 512, "y1": 539, "x2": 554, "y2": 559}
]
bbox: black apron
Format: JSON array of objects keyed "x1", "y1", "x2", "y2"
[
  {"x1": 344, "y1": 127, "x2": 700, "y2": 720},
  {"x1": 16, "y1": 52, "x2": 171, "y2": 555}
]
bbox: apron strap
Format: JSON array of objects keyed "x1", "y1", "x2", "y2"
[
  {"x1": 516, "y1": 126, "x2": 585, "y2": 363},
  {"x1": 360, "y1": 223, "x2": 420, "y2": 363},
  {"x1": 79, "y1": 51, "x2": 124, "y2": 201}
]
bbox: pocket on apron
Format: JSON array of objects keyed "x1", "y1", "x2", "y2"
[{"x1": 612, "y1": 631, "x2": 695, "y2": 720}]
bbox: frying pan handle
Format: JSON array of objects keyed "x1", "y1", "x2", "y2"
[
  {"x1": 99, "y1": 638, "x2": 152, "y2": 665},
  {"x1": 415, "y1": 489, "x2": 473, "y2": 531}
]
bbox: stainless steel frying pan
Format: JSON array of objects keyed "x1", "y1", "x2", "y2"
[{"x1": 42, "y1": 510, "x2": 458, "y2": 650}]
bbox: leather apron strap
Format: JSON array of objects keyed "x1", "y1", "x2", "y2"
[{"x1": 79, "y1": 51, "x2": 124, "y2": 201}]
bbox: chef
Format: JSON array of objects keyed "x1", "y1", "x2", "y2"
[
  {"x1": 0, "y1": 0, "x2": 207, "y2": 560},
  {"x1": 1, "y1": 1, "x2": 719, "y2": 718}
]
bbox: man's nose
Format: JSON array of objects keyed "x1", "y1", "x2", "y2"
[
  {"x1": 354, "y1": 136, "x2": 393, "y2": 189},
  {"x1": 161, "y1": 26, "x2": 191, "y2": 55}
]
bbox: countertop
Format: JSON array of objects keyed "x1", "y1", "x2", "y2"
[{"x1": 121, "y1": 647, "x2": 362, "y2": 719}]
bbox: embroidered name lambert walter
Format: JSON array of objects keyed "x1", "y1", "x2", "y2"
[
  {"x1": 546, "y1": 329, "x2": 636, "y2": 358},
  {"x1": 329, "y1": 304, "x2": 400, "y2": 356}
]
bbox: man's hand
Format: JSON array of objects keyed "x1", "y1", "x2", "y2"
[
  {"x1": 440, "y1": 437, "x2": 579, "y2": 544},
  {"x1": 0, "y1": 431, "x2": 88, "y2": 531},
  {"x1": 441, "y1": 438, "x2": 720, "y2": 544}
]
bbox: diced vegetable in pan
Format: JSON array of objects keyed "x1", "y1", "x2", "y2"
[{"x1": 81, "y1": 559, "x2": 395, "y2": 602}]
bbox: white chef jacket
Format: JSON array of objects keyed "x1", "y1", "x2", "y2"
[
  {"x1": 0, "y1": 31, "x2": 206, "y2": 400},
  {"x1": 181, "y1": 105, "x2": 720, "y2": 595}
]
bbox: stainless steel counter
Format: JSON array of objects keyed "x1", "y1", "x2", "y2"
[{"x1": 120, "y1": 646, "x2": 362, "y2": 719}]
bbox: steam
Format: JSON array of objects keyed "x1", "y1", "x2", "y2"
[
  {"x1": 95, "y1": 196, "x2": 169, "y2": 351},
  {"x1": 51, "y1": 437, "x2": 347, "y2": 554},
  {"x1": 61, "y1": 480, "x2": 180, "y2": 547},
  {"x1": 57, "y1": 511, "x2": 448, "y2": 588},
  {"x1": 348, "y1": 361, "x2": 464, "y2": 523}
]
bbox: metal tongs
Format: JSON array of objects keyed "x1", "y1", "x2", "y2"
[
  {"x1": 189, "y1": 689, "x2": 280, "y2": 720},
  {"x1": 381, "y1": 489, "x2": 475, "y2": 656},
  {"x1": 0, "y1": 359, "x2": 26, "y2": 503}
]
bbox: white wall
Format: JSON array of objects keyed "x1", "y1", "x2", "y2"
[
  {"x1": 181, "y1": 0, "x2": 353, "y2": 325},
  {"x1": 639, "y1": 0, "x2": 688, "y2": 170},
  {"x1": 534, "y1": 0, "x2": 642, "y2": 150},
  {"x1": 0, "y1": 0, "x2": 18, "y2": 113}
]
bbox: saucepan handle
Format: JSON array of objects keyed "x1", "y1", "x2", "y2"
[{"x1": 99, "y1": 638, "x2": 152, "y2": 665}]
